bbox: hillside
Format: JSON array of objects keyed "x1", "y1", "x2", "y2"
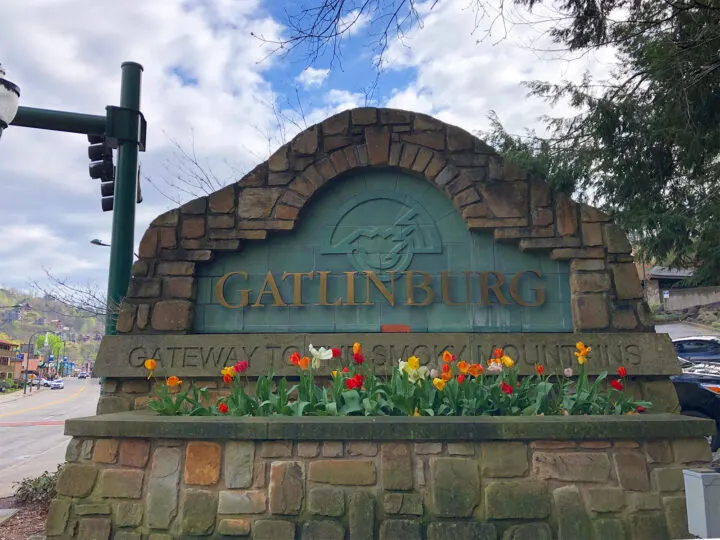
[{"x1": 0, "y1": 288, "x2": 103, "y2": 367}]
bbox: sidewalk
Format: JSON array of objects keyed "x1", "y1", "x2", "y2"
[{"x1": 0, "y1": 386, "x2": 45, "y2": 406}]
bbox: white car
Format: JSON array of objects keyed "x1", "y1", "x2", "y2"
[{"x1": 50, "y1": 379, "x2": 64, "y2": 390}]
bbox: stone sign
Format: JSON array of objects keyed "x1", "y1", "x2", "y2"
[
  {"x1": 194, "y1": 170, "x2": 571, "y2": 333},
  {"x1": 96, "y1": 332, "x2": 680, "y2": 378}
]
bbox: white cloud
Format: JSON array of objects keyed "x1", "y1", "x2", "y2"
[
  {"x1": 296, "y1": 67, "x2": 331, "y2": 89},
  {"x1": 338, "y1": 9, "x2": 371, "y2": 36},
  {"x1": 382, "y1": 0, "x2": 616, "y2": 135}
]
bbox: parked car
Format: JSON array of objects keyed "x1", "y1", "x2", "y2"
[
  {"x1": 50, "y1": 379, "x2": 64, "y2": 390},
  {"x1": 78, "y1": 372, "x2": 87, "y2": 379},
  {"x1": 672, "y1": 336, "x2": 720, "y2": 363},
  {"x1": 672, "y1": 360, "x2": 720, "y2": 451}
]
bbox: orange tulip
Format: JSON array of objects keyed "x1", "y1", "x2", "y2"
[
  {"x1": 457, "y1": 361, "x2": 470, "y2": 374},
  {"x1": 166, "y1": 376, "x2": 182, "y2": 387},
  {"x1": 298, "y1": 356, "x2": 310, "y2": 370}
]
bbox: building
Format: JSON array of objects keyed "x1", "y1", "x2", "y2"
[
  {"x1": 0, "y1": 339, "x2": 19, "y2": 380},
  {"x1": 639, "y1": 266, "x2": 695, "y2": 306}
]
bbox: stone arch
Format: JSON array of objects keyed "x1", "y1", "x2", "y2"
[{"x1": 120, "y1": 107, "x2": 652, "y2": 335}]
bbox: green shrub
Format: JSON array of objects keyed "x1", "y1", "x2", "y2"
[{"x1": 13, "y1": 464, "x2": 64, "y2": 505}]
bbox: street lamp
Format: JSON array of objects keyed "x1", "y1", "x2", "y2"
[
  {"x1": 23, "y1": 331, "x2": 43, "y2": 394},
  {"x1": 0, "y1": 64, "x2": 20, "y2": 140},
  {"x1": 1, "y1": 62, "x2": 147, "y2": 336}
]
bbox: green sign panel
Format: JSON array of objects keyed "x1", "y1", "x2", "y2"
[{"x1": 195, "y1": 170, "x2": 571, "y2": 333}]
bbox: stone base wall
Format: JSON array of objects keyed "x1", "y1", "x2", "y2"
[{"x1": 50, "y1": 434, "x2": 709, "y2": 540}]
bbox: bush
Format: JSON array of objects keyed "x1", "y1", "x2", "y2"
[
  {"x1": 13, "y1": 464, "x2": 64, "y2": 505},
  {"x1": 0, "y1": 378, "x2": 17, "y2": 392}
]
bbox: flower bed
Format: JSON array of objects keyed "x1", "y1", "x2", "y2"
[{"x1": 144, "y1": 342, "x2": 652, "y2": 417}]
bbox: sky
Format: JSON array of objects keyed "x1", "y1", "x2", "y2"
[{"x1": 0, "y1": 0, "x2": 615, "y2": 296}]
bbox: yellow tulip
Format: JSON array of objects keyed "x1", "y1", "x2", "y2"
[{"x1": 433, "y1": 378, "x2": 446, "y2": 391}]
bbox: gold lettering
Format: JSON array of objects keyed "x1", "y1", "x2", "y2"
[
  {"x1": 316, "y1": 271, "x2": 342, "y2": 306},
  {"x1": 441, "y1": 271, "x2": 471, "y2": 306},
  {"x1": 215, "y1": 272, "x2": 251, "y2": 308},
  {"x1": 404, "y1": 271, "x2": 435, "y2": 306},
  {"x1": 509, "y1": 270, "x2": 546, "y2": 307},
  {"x1": 480, "y1": 271, "x2": 510, "y2": 305},
  {"x1": 345, "y1": 272, "x2": 359, "y2": 306},
  {"x1": 363, "y1": 271, "x2": 395, "y2": 306},
  {"x1": 252, "y1": 271, "x2": 287, "y2": 307},
  {"x1": 281, "y1": 271, "x2": 314, "y2": 306}
]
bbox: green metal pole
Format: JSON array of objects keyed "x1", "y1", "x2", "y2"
[{"x1": 105, "y1": 62, "x2": 143, "y2": 335}]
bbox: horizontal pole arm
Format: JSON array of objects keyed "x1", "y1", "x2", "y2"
[{"x1": 11, "y1": 106, "x2": 106, "y2": 136}]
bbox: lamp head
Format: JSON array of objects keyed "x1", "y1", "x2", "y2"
[{"x1": 0, "y1": 64, "x2": 20, "y2": 137}]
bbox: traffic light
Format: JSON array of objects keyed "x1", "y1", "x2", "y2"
[{"x1": 88, "y1": 134, "x2": 115, "y2": 212}]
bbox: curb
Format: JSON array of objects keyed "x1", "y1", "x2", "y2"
[{"x1": 683, "y1": 320, "x2": 720, "y2": 334}]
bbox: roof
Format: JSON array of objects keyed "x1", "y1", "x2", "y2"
[
  {"x1": 0, "y1": 339, "x2": 18, "y2": 347},
  {"x1": 648, "y1": 266, "x2": 694, "y2": 279},
  {"x1": 672, "y1": 336, "x2": 720, "y2": 343}
]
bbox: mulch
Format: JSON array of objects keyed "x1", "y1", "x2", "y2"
[{"x1": 0, "y1": 498, "x2": 48, "y2": 540}]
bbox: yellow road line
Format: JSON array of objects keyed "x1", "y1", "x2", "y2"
[{"x1": 0, "y1": 382, "x2": 88, "y2": 418}]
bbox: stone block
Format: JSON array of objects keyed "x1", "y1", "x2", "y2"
[
  {"x1": 645, "y1": 441, "x2": 672, "y2": 463},
  {"x1": 301, "y1": 520, "x2": 345, "y2": 540},
  {"x1": 309, "y1": 459, "x2": 376, "y2": 485},
  {"x1": 501, "y1": 523, "x2": 552, "y2": 540},
  {"x1": 118, "y1": 439, "x2": 150, "y2": 468},
  {"x1": 75, "y1": 503, "x2": 111, "y2": 515},
  {"x1": 485, "y1": 480, "x2": 549, "y2": 519},
  {"x1": 381, "y1": 443, "x2": 413, "y2": 490},
  {"x1": 379, "y1": 519, "x2": 421, "y2": 540},
  {"x1": 208, "y1": 184, "x2": 235, "y2": 213},
  {"x1": 591, "y1": 518, "x2": 626, "y2": 540},
  {"x1": 297, "y1": 442, "x2": 319, "y2": 457},
  {"x1": 253, "y1": 461, "x2": 266, "y2": 488},
  {"x1": 114, "y1": 533, "x2": 141, "y2": 540},
  {"x1": 628, "y1": 512, "x2": 671, "y2": 540},
  {"x1": 414, "y1": 443, "x2": 442, "y2": 455},
  {"x1": 291, "y1": 126, "x2": 319, "y2": 154},
  {"x1": 347, "y1": 442, "x2": 378, "y2": 456},
  {"x1": 555, "y1": 194, "x2": 578, "y2": 236},
  {"x1": 98, "y1": 469, "x2": 144, "y2": 499},
  {"x1": 136, "y1": 304, "x2": 150, "y2": 330},
  {"x1": 65, "y1": 439, "x2": 82, "y2": 462},
  {"x1": 322, "y1": 441, "x2": 344, "y2": 457},
  {"x1": 253, "y1": 519, "x2": 296, "y2": 540},
  {"x1": 570, "y1": 271, "x2": 611, "y2": 293},
  {"x1": 640, "y1": 379, "x2": 680, "y2": 413},
  {"x1": 614, "y1": 452, "x2": 650, "y2": 491},
  {"x1": 412, "y1": 147, "x2": 434, "y2": 172},
  {"x1": 147, "y1": 447, "x2": 181, "y2": 529},
  {"x1": 365, "y1": 126, "x2": 391, "y2": 165},
  {"x1": 237, "y1": 188, "x2": 282, "y2": 219},
  {"x1": 309, "y1": 487, "x2": 344, "y2": 516},
  {"x1": 138, "y1": 228, "x2": 158, "y2": 258},
  {"x1": 150, "y1": 300, "x2": 193, "y2": 331},
  {"x1": 572, "y1": 293, "x2": 610, "y2": 330},
  {"x1": 447, "y1": 442, "x2": 474, "y2": 455},
  {"x1": 581, "y1": 221, "x2": 604, "y2": 246},
  {"x1": 553, "y1": 485, "x2": 591, "y2": 540},
  {"x1": 604, "y1": 223, "x2": 632, "y2": 253},
  {"x1": 96, "y1": 396, "x2": 132, "y2": 414},
  {"x1": 184, "y1": 441, "x2": 221, "y2": 486},
  {"x1": 383, "y1": 492, "x2": 422, "y2": 515},
  {"x1": 672, "y1": 438, "x2": 712, "y2": 463},
  {"x1": 163, "y1": 276, "x2": 194, "y2": 299},
  {"x1": 148, "y1": 535, "x2": 174, "y2": 540},
  {"x1": 156, "y1": 261, "x2": 195, "y2": 276},
  {"x1": 225, "y1": 441, "x2": 255, "y2": 488},
  {"x1": 323, "y1": 111, "x2": 350, "y2": 135},
  {"x1": 218, "y1": 518, "x2": 251, "y2": 536},
  {"x1": 349, "y1": 491, "x2": 374, "y2": 540},
  {"x1": 56, "y1": 464, "x2": 97, "y2": 497},
  {"x1": 181, "y1": 488, "x2": 218, "y2": 536},
  {"x1": 612, "y1": 263, "x2": 644, "y2": 299},
  {"x1": 612, "y1": 304, "x2": 639, "y2": 329},
  {"x1": 579, "y1": 441, "x2": 612, "y2": 449},
  {"x1": 429, "y1": 457, "x2": 479, "y2": 517},
  {"x1": 180, "y1": 197, "x2": 206, "y2": 214},
  {"x1": 627, "y1": 492, "x2": 661, "y2": 511},
  {"x1": 112, "y1": 502, "x2": 143, "y2": 527},
  {"x1": 268, "y1": 144, "x2": 289, "y2": 172},
  {"x1": 269, "y1": 461, "x2": 304, "y2": 515},
  {"x1": 571, "y1": 259, "x2": 606, "y2": 272},
  {"x1": 129, "y1": 277, "x2": 161, "y2": 298},
  {"x1": 531, "y1": 441, "x2": 576, "y2": 449},
  {"x1": 663, "y1": 496, "x2": 689, "y2": 539},
  {"x1": 480, "y1": 442, "x2": 529, "y2": 477},
  {"x1": 93, "y1": 439, "x2": 119, "y2": 464},
  {"x1": 651, "y1": 467, "x2": 685, "y2": 492},
  {"x1": 219, "y1": 489, "x2": 267, "y2": 514},
  {"x1": 77, "y1": 517, "x2": 111, "y2": 540},
  {"x1": 46, "y1": 499, "x2": 70, "y2": 535},
  {"x1": 261, "y1": 441, "x2": 293, "y2": 458},
  {"x1": 587, "y1": 487, "x2": 625, "y2": 512},
  {"x1": 400, "y1": 131, "x2": 445, "y2": 151},
  {"x1": 181, "y1": 216, "x2": 205, "y2": 239},
  {"x1": 428, "y1": 522, "x2": 497, "y2": 540},
  {"x1": 532, "y1": 452, "x2": 611, "y2": 482}
]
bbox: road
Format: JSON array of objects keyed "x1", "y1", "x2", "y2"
[
  {"x1": 656, "y1": 322, "x2": 720, "y2": 340},
  {"x1": 0, "y1": 378, "x2": 99, "y2": 498}
]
